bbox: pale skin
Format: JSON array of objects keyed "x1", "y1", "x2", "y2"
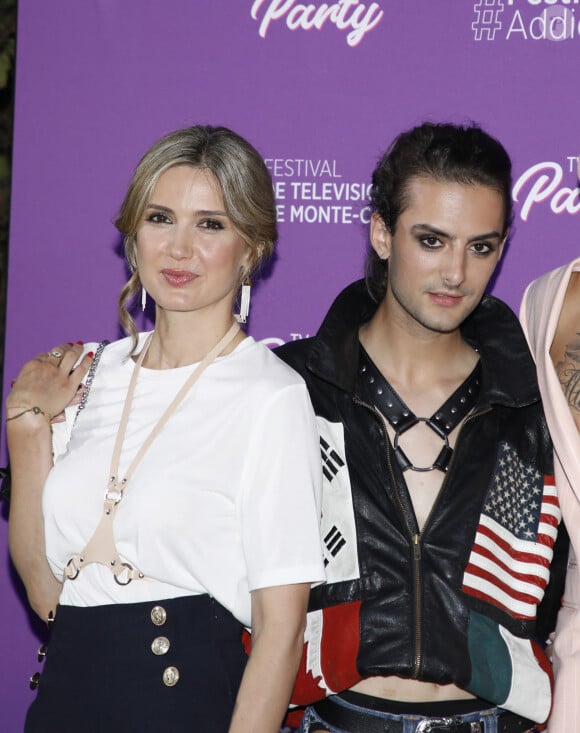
[
  {"x1": 543, "y1": 217, "x2": 580, "y2": 696},
  {"x1": 550, "y1": 270, "x2": 580, "y2": 432},
  {"x1": 7, "y1": 343, "x2": 93, "y2": 617},
  {"x1": 550, "y1": 155, "x2": 580, "y2": 433},
  {"x1": 352, "y1": 176, "x2": 508, "y2": 709},
  {"x1": 7, "y1": 165, "x2": 309, "y2": 733}
]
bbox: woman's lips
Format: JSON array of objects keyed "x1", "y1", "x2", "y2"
[{"x1": 162, "y1": 269, "x2": 196, "y2": 287}]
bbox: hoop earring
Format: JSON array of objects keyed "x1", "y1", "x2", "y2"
[
  {"x1": 236, "y1": 279, "x2": 251, "y2": 324},
  {"x1": 141, "y1": 287, "x2": 147, "y2": 312}
]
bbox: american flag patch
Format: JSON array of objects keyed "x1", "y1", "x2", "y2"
[{"x1": 462, "y1": 441, "x2": 560, "y2": 619}]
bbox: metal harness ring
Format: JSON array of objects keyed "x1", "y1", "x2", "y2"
[
  {"x1": 65, "y1": 557, "x2": 80, "y2": 580},
  {"x1": 393, "y1": 417, "x2": 451, "y2": 473},
  {"x1": 113, "y1": 562, "x2": 135, "y2": 586}
]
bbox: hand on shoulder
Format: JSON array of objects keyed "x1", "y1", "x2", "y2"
[{"x1": 6, "y1": 342, "x2": 94, "y2": 429}]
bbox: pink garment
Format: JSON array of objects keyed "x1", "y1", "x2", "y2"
[{"x1": 520, "y1": 258, "x2": 580, "y2": 733}]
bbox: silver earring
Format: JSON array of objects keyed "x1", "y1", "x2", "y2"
[
  {"x1": 141, "y1": 287, "x2": 147, "y2": 312},
  {"x1": 236, "y1": 279, "x2": 251, "y2": 324}
]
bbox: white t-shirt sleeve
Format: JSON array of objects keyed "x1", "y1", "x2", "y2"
[{"x1": 240, "y1": 382, "x2": 325, "y2": 591}]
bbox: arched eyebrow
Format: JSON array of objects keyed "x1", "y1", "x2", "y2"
[
  {"x1": 411, "y1": 223, "x2": 504, "y2": 243},
  {"x1": 145, "y1": 203, "x2": 228, "y2": 217},
  {"x1": 145, "y1": 203, "x2": 174, "y2": 214},
  {"x1": 195, "y1": 209, "x2": 228, "y2": 217}
]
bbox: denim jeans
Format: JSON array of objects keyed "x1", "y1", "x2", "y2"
[{"x1": 298, "y1": 695, "x2": 535, "y2": 733}]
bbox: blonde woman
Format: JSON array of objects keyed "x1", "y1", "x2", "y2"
[{"x1": 7, "y1": 125, "x2": 324, "y2": 733}]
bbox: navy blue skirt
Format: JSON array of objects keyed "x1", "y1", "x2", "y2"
[{"x1": 25, "y1": 595, "x2": 247, "y2": 732}]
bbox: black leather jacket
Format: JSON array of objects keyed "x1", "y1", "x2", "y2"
[{"x1": 277, "y1": 280, "x2": 567, "y2": 722}]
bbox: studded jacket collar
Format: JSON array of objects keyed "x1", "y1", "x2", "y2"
[{"x1": 301, "y1": 279, "x2": 542, "y2": 408}]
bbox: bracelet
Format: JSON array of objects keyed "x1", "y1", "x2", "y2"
[{"x1": 6, "y1": 406, "x2": 52, "y2": 425}]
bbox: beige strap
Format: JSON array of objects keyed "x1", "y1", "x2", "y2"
[
  {"x1": 65, "y1": 510, "x2": 141, "y2": 585},
  {"x1": 65, "y1": 322, "x2": 240, "y2": 584}
]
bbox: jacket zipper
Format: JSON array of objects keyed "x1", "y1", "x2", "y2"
[
  {"x1": 412, "y1": 532, "x2": 421, "y2": 676},
  {"x1": 353, "y1": 394, "x2": 492, "y2": 678},
  {"x1": 353, "y1": 395, "x2": 421, "y2": 673}
]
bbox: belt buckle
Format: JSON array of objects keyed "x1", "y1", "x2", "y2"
[{"x1": 415, "y1": 717, "x2": 482, "y2": 733}]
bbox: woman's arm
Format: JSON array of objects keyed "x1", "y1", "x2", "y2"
[
  {"x1": 549, "y1": 271, "x2": 580, "y2": 431},
  {"x1": 228, "y1": 582, "x2": 310, "y2": 733},
  {"x1": 7, "y1": 409, "x2": 61, "y2": 618},
  {"x1": 6, "y1": 342, "x2": 92, "y2": 619}
]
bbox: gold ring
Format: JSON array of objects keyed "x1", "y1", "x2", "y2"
[{"x1": 48, "y1": 350, "x2": 63, "y2": 359}]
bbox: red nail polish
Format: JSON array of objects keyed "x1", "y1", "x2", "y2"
[
  {"x1": 67, "y1": 342, "x2": 74, "y2": 346},
  {"x1": 10, "y1": 380, "x2": 15, "y2": 388},
  {"x1": 76, "y1": 341, "x2": 84, "y2": 345},
  {"x1": 87, "y1": 351, "x2": 94, "y2": 358}
]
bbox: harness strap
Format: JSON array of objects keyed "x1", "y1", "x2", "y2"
[
  {"x1": 359, "y1": 345, "x2": 481, "y2": 473},
  {"x1": 65, "y1": 499, "x2": 142, "y2": 584},
  {"x1": 65, "y1": 322, "x2": 240, "y2": 584}
]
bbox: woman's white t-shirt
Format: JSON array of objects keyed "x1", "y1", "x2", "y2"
[{"x1": 43, "y1": 334, "x2": 325, "y2": 626}]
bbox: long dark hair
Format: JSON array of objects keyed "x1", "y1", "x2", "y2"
[{"x1": 366, "y1": 122, "x2": 512, "y2": 301}]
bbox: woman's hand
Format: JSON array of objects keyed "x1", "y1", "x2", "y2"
[
  {"x1": 6, "y1": 342, "x2": 94, "y2": 619},
  {"x1": 50, "y1": 383, "x2": 86, "y2": 424},
  {"x1": 7, "y1": 342, "x2": 93, "y2": 425}
]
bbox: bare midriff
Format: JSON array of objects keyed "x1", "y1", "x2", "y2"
[{"x1": 350, "y1": 676, "x2": 476, "y2": 702}]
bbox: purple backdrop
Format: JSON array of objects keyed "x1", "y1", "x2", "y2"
[{"x1": 1, "y1": 0, "x2": 578, "y2": 727}]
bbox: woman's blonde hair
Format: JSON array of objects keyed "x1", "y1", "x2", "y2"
[{"x1": 115, "y1": 125, "x2": 277, "y2": 349}]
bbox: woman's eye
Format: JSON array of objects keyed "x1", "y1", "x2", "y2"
[
  {"x1": 147, "y1": 212, "x2": 171, "y2": 224},
  {"x1": 200, "y1": 218, "x2": 224, "y2": 231}
]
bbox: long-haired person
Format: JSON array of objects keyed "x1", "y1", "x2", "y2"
[
  {"x1": 277, "y1": 122, "x2": 567, "y2": 733},
  {"x1": 6, "y1": 125, "x2": 324, "y2": 733}
]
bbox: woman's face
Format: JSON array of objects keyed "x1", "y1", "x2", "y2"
[{"x1": 136, "y1": 165, "x2": 249, "y2": 322}]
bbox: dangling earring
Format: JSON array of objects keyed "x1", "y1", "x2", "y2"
[
  {"x1": 141, "y1": 287, "x2": 147, "y2": 312},
  {"x1": 236, "y1": 278, "x2": 251, "y2": 324}
]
